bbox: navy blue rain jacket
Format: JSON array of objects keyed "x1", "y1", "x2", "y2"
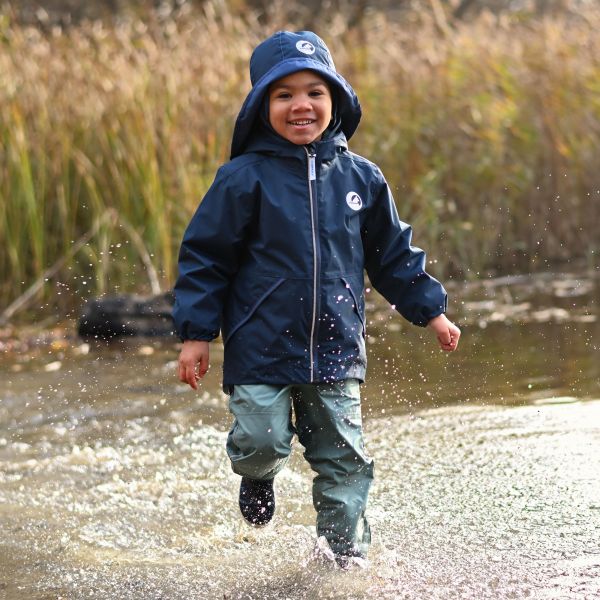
[{"x1": 173, "y1": 30, "x2": 447, "y2": 388}]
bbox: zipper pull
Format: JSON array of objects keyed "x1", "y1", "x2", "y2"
[{"x1": 308, "y1": 153, "x2": 316, "y2": 181}]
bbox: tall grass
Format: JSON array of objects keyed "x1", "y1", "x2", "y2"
[
  {"x1": 1, "y1": 4, "x2": 599, "y2": 316},
  {"x1": 348, "y1": 11, "x2": 600, "y2": 278}
]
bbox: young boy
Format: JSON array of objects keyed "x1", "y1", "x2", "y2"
[{"x1": 174, "y1": 30, "x2": 460, "y2": 566}]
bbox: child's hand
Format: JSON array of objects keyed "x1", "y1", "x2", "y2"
[
  {"x1": 178, "y1": 340, "x2": 210, "y2": 389},
  {"x1": 427, "y1": 314, "x2": 461, "y2": 352}
]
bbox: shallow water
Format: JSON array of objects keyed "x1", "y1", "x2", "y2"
[{"x1": 1, "y1": 274, "x2": 599, "y2": 599}]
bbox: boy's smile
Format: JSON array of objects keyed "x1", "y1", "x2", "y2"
[{"x1": 268, "y1": 70, "x2": 333, "y2": 145}]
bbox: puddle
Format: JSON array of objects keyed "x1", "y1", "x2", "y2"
[{"x1": 1, "y1": 272, "x2": 599, "y2": 598}]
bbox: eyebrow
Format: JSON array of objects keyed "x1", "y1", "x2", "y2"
[{"x1": 270, "y1": 81, "x2": 328, "y2": 90}]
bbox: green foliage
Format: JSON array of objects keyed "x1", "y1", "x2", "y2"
[{"x1": 0, "y1": 5, "x2": 599, "y2": 314}]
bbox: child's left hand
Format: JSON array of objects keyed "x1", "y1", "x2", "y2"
[{"x1": 427, "y1": 314, "x2": 461, "y2": 351}]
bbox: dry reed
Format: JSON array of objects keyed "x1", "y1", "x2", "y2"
[{"x1": 1, "y1": 4, "x2": 599, "y2": 316}]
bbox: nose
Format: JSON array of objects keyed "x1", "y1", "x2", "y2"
[{"x1": 290, "y1": 94, "x2": 312, "y2": 112}]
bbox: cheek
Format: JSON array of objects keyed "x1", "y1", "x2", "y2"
[
  {"x1": 322, "y1": 101, "x2": 333, "y2": 123},
  {"x1": 268, "y1": 106, "x2": 283, "y2": 130}
]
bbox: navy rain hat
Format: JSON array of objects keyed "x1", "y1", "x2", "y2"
[{"x1": 230, "y1": 31, "x2": 362, "y2": 158}]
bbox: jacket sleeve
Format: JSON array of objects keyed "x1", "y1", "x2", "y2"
[
  {"x1": 173, "y1": 166, "x2": 256, "y2": 341},
  {"x1": 362, "y1": 173, "x2": 447, "y2": 327}
]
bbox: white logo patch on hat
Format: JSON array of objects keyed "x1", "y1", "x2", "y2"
[
  {"x1": 296, "y1": 40, "x2": 316, "y2": 55},
  {"x1": 346, "y1": 191, "x2": 362, "y2": 211}
]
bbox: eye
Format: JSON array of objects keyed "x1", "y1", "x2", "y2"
[
  {"x1": 273, "y1": 91, "x2": 291, "y2": 99},
  {"x1": 310, "y1": 87, "x2": 331, "y2": 98}
]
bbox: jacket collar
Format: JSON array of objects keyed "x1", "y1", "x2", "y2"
[{"x1": 243, "y1": 129, "x2": 348, "y2": 162}]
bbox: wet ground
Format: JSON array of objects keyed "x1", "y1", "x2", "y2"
[{"x1": 1, "y1": 271, "x2": 599, "y2": 599}]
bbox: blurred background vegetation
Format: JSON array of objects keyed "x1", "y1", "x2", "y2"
[{"x1": 1, "y1": 0, "x2": 599, "y2": 319}]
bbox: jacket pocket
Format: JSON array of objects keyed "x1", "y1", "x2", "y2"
[
  {"x1": 223, "y1": 278, "x2": 285, "y2": 346},
  {"x1": 341, "y1": 276, "x2": 366, "y2": 336}
]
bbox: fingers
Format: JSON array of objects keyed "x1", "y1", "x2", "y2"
[
  {"x1": 198, "y1": 352, "x2": 209, "y2": 378},
  {"x1": 438, "y1": 337, "x2": 456, "y2": 351},
  {"x1": 437, "y1": 329, "x2": 452, "y2": 346},
  {"x1": 186, "y1": 363, "x2": 199, "y2": 389},
  {"x1": 178, "y1": 360, "x2": 196, "y2": 388}
]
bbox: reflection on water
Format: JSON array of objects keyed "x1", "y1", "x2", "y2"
[{"x1": 1, "y1": 274, "x2": 599, "y2": 599}]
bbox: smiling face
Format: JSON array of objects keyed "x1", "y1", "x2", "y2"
[{"x1": 268, "y1": 70, "x2": 333, "y2": 145}]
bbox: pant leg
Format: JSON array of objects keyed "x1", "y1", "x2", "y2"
[
  {"x1": 293, "y1": 379, "x2": 374, "y2": 555},
  {"x1": 226, "y1": 384, "x2": 294, "y2": 481}
]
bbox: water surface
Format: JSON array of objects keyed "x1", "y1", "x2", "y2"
[{"x1": 1, "y1": 272, "x2": 599, "y2": 599}]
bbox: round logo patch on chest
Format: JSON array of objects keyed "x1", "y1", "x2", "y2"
[
  {"x1": 296, "y1": 40, "x2": 316, "y2": 55},
  {"x1": 346, "y1": 191, "x2": 363, "y2": 211}
]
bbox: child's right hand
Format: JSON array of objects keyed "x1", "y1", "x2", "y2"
[{"x1": 178, "y1": 340, "x2": 210, "y2": 390}]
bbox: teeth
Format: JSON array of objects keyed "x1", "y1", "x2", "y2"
[{"x1": 290, "y1": 120, "x2": 313, "y2": 125}]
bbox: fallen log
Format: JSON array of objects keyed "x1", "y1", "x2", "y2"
[{"x1": 78, "y1": 291, "x2": 176, "y2": 339}]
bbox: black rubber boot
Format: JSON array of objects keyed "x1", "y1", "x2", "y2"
[{"x1": 238, "y1": 477, "x2": 275, "y2": 526}]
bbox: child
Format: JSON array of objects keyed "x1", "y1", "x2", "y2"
[{"x1": 174, "y1": 30, "x2": 460, "y2": 567}]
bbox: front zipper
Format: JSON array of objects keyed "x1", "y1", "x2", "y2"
[{"x1": 305, "y1": 146, "x2": 318, "y2": 381}]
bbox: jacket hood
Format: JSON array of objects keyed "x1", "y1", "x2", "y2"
[{"x1": 230, "y1": 30, "x2": 361, "y2": 159}]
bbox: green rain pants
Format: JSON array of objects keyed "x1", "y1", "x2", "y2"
[{"x1": 226, "y1": 379, "x2": 373, "y2": 555}]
